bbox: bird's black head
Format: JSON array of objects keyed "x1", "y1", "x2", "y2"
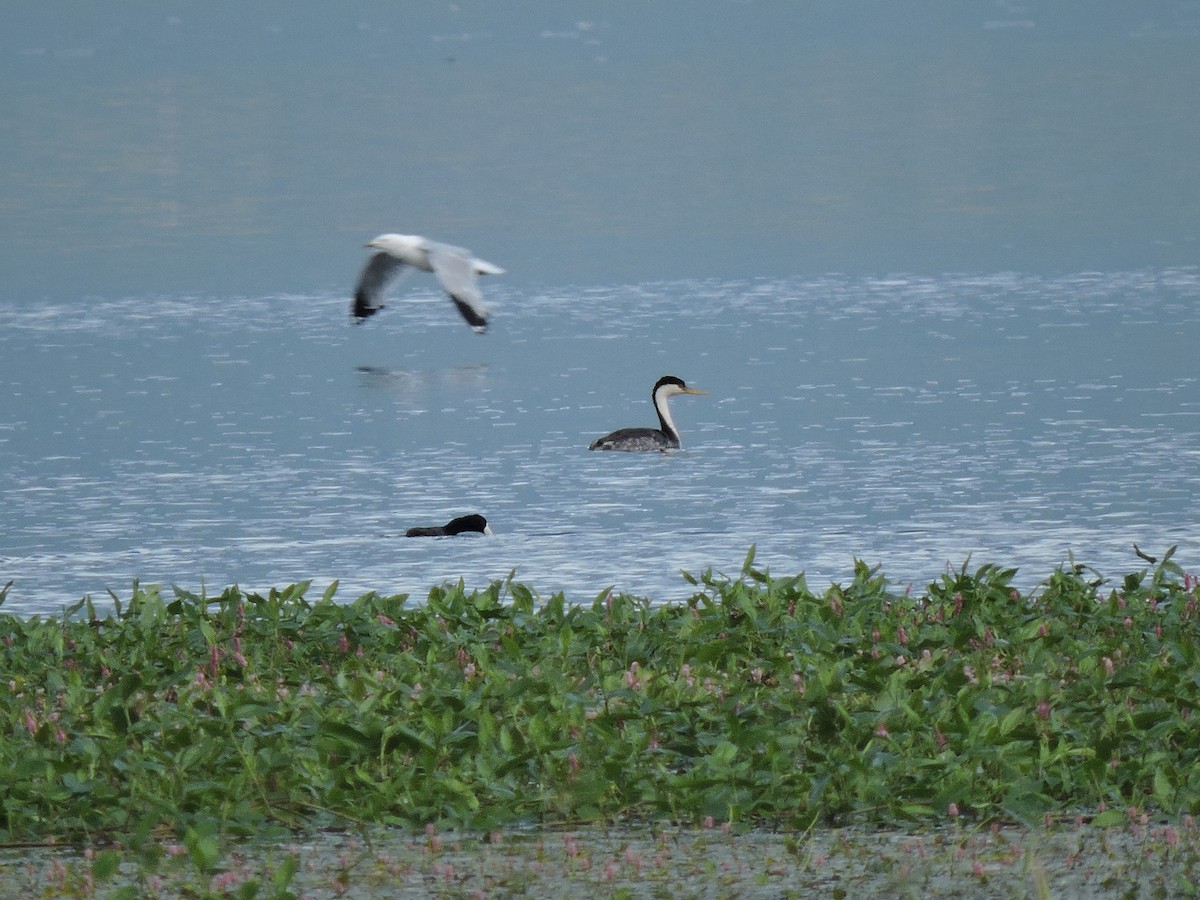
[
  {"x1": 445, "y1": 514, "x2": 490, "y2": 535},
  {"x1": 653, "y1": 375, "x2": 688, "y2": 393}
]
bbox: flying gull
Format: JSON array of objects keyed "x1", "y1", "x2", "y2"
[{"x1": 352, "y1": 233, "x2": 504, "y2": 332}]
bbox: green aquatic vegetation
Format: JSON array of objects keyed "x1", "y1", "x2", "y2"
[{"x1": 1, "y1": 547, "x2": 1199, "y2": 850}]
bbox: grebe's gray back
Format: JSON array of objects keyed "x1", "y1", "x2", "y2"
[
  {"x1": 589, "y1": 375, "x2": 708, "y2": 452},
  {"x1": 405, "y1": 514, "x2": 493, "y2": 537},
  {"x1": 353, "y1": 233, "x2": 504, "y2": 331}
]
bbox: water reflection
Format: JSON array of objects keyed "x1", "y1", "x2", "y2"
[{"x1": 355, "y1": 363, "x2": 491, "y2": 393}]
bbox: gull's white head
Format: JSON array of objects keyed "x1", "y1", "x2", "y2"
[{"x1": 366, "y1": 233, "x2": 421, "y2": 253}]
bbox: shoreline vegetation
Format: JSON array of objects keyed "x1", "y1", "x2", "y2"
[{"x1": 2, "y1": 547, "x2": 1199, "y2": 896}]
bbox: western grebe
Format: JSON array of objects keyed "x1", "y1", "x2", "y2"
[
  {"x1": 352, "y1": 234, "x2": 505, "y2": 331},
  {"x1": 589, "y1": 375, "x2": 708, "y2": 452},
  {"x1": 405, "y1": 514, "x2": 493, "y2": 537}
]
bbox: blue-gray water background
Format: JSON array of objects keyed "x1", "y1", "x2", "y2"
[{"x1": 2, "y1": 2, "x2": 1198, "y2": 615}]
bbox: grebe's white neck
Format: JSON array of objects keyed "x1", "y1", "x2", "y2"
[{"x1": 652, "y1": 382, "x2": 682, "y2": 443}]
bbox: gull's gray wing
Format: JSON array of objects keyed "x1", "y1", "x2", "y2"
[
  {"x1": 427, "y1": 244, "x2": 489, "y2": 332},
  {"x1": 352, "y1": 252, "x2": 411, "y2": 321}
]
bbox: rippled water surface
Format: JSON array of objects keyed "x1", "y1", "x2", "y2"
[
  {"x1": 3, "y1": 271, "x2": 1198, "y2": 614},
  {"x1": 3, "y1": 3, "x2": 1200, "y2": 613}
]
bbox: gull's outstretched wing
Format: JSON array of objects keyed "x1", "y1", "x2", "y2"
[
  {"x1": 352, "y1": 252, "x2": 411, "y2": 321},
  {"x1": 427, "y1": 244, "x2": 489, "y2": 332}
]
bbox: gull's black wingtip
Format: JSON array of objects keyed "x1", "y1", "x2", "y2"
[
  {"x1": 352, "y1": 292, "x2": 384, "y2": 322},
  {"x1": 450, "y1": 296, "x2": 488, "y2": 332}
]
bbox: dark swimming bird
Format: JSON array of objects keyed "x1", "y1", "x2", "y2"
[
  {"x1": 589, "y1": 375, "x2": 708, "y2": 452},
  {"x1": 352, "y1": 234, "x2": 505, "y2": 330},
  {"x1": 405, "y1": 514, "x2": 493, "y2": 537}
]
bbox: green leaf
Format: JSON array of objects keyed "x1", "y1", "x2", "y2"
[
  {"x1": 183, "y1": 826, "x2": 222, "y2": 873},
  {"x1": 1153, "y1": 768, "x2": 1174, "y2": 807},
  {"x1": 62, "y1": 772, "x2": 92, "y2": 795},
  {"x1": 272, "y1": 854, "x2": 300, "y2": 893},
  {"x1": 711, "y1": 741, "x2": 738, "y2": 767},
  {"x1": 91, "y1": 849, "x2": 122, "y2": 880},
  {"x1": 318, "y1": 721, "x2": 376, "y2": 753},
  {"x1": 198, "y1": 618, "x2": 217, "y2": 646},
  {"x1": 999, "y1": 707, "x2": 1024, "y2": 737},
  {"x1": 383, "y1": 723, "x2": 437, "y2": 754},
  {"x1": 439, "y1": 776, "x2": 481, "y2": 810},
  {"x1": 1091, "y1": 809, "x2": 1126, "y2": 828}
]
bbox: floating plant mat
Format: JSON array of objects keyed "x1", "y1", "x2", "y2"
[{"x1": 2, "y1": 548, "x2": 1199, "y2": 894}]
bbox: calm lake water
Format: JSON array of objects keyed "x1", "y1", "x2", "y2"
[{"x1": 2, "y1": 4, "x2": 1199, "y2": 614}]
